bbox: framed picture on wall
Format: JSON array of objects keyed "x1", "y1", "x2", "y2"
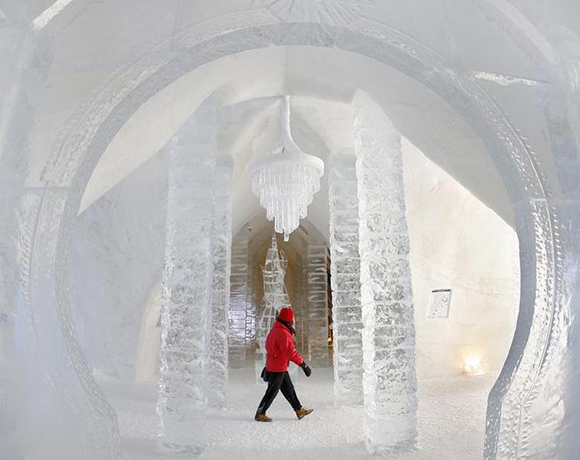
[{"x1": 427, "y1": 289, "x2": 452, "y2": 319}]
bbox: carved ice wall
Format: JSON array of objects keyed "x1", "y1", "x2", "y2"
[
  {"x1": 157, "y1": 98, "x2": 217, "y2": 454},
  {"x1": 228, "y1": 234, "x2": 254, "y2": 368},
  {"x1": 0, "y1": 28, "x2": 32, "y2": 452},
  {"x1": 2, "y1": 31, "x2": 120, "y2": 459},
  {"x1": 328, "y1": 154, "x2": 364, "y2": 406},
  {"x1": 306, "y1": 244, "x2": 329, "y2": 366},
  {"x1": 292, "y1": 251, "x2": 307, "y2": 353},
  {"x1": 353, "y1": 92, "x2": 418, "y2": 452}
]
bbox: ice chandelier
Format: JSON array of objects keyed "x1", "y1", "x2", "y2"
[{"x1": 248, "y1": 96, "x2": 324, "y2": 241}]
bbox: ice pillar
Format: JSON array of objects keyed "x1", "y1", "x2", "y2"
[
  {"x1": 328, "y1": 153, "x2": 364, "y2": 406},
  {"x1": 306, "y1": 244, "x2": 329, "y2": 366},
  {"x1": 157, "y1": 98, "x2": 217, "y2": 454},
  {"x1": 207, "y1": 157, "x2": 232, "y2": 409},
  {"x1": 353, "y1": 92, "x2": 418, "y2": 452}
]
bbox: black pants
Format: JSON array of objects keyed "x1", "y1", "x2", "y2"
[{"x1": 257, "y1": 371, "x2": 302, "y2": 414}]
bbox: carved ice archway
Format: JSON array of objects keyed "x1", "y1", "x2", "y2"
[{"x1": 19, "y1": 6, "x2": 572, "y2": 459}]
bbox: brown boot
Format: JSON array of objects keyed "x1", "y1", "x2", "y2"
[
  {"x1": 295, "y1": 407, "x2": 314, "y2": 420},
  {"x1": 254, "y1": 412, "x2": 272, "y2": 422}
]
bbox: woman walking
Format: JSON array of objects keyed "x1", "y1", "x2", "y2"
[{"x1": 255, "y1": 307, "x2": 313, "y2": 422}]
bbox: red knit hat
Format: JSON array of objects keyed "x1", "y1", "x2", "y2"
[{"x1": 278, "y1": 307, "x2": 294, "y2": 323}]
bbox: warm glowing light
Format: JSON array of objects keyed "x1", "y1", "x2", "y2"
[{"x1": 464, "y1": 358, "x2": 485, "y2": 376}]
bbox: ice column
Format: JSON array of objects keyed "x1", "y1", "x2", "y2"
[
  {"x1": 329, "y1": 154, "x2": 364, "y2": 406},
  {"x1": 157, "y1": 98, "x2": 217, "y2": 454},
  {"x1": 207, "y1": 157, "x2": 232, "y2": 409},
  {"x1": 353, "y1": 93, "x2": 418, "y2": 452},
  {"x1": 306, "y1": 244, "x2": 329, "y2": 366},
  {"x1": 228, "y1": 234, "x2": 253, "y2": 368}
]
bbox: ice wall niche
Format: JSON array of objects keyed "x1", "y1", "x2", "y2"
[
  {"x1": 156, "y1": 98, "x2": 217, "y2": 455},
  {"x1": 353, "y1": 92, "x2": 418, "y2": 453},
  {"x1": 329, "y1": 154, "x2": 364, "y2": 406}
]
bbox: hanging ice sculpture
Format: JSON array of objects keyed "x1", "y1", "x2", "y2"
[
  {"x1": 248, "y1": 96, "x2": 324, "y2": 241},
  {"x1": 255, "y1": 233, "x2": 296, "y2": 379}
]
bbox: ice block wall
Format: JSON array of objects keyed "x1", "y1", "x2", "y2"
[
  {"x1": 306, "y1": 244, "x2": 329, "y2": 366},
  {"x1": 228, "y1": 234, "x2": 253, "y2": 368},
  {"x1": 207, "y1": 159, "x2": 232, "y2": 409},
  {"x1": 353, "y1": 93, "x2": 418, "y2": 452},
  {"x1": 157, "y1": 98, "x2": 217, "y2": 454},
  {"x1": 329, "y1": 154, "x2": 364, "y2": 406},
  {"x1": 292, "y1": 252, "x2": 307, "y2": 353}
]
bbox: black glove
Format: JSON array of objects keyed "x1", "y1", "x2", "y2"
[{"x1": 300, "y1": 362, "x2": 312, "y2": 377}]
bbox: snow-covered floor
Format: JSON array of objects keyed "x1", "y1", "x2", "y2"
[{"x1": 103, "y1": 367, "x2": 496, "y2": 460}]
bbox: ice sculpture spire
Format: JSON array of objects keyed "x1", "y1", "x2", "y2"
[
  {"x1": 157, "y1": 97, "x2": 217, "y2": 455},
  {"x1": 255, "y1": 233, "x2": 292, "y2": 377},
  {"x1": 353, "y1": 92, "x2": 418, "y2": 452}
]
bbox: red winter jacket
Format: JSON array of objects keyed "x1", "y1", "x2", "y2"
[{"x1": 265, "y1": 320, "x2": 304, "y2": 372}]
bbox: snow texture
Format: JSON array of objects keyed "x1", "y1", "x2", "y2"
[
  {"x1": 306, "y1": 244, "x2": 329, "y2": 366},
  {"x1": 208, "y1": 160, "x2": 233, "y2": 409},
  {"x1": 156, "y1": 98, "x2": 217, "y2": 454},
  {"x1": 328, "y1": 154, "x2": 364, "y2": 407},
  {"x1": 353, "y1": 92, "x2": 418, "y2": 452},
  {"x1": 107, "y1": 368, "x2": 498, "y2": 460}
]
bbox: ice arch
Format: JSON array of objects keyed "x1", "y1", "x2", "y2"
[
  {"x1": 80, "y1": 46, "x2": 511, "y2": 235},
  {"x1": 1, "y1": 2, "x2": 578, "y2": 459}
]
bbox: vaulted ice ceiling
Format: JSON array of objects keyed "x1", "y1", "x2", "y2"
[
  {"x1": 78, "y1": 46, "x2": 514, "y2": 241},
  {"x1": 5, "y1": 0, "x2": 579, "y2": 239}
]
